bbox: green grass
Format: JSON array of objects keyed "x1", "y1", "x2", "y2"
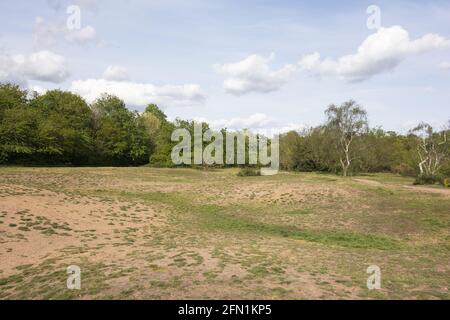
[
  {"x1": 199, "y1": 209, "x2": 401, "y2": 250},
  {"x1": 0, "y1": 167, "x2": 449, "y2": 299},
  {"x1": 90, "y1": 190, "x2": 400, "y2": 249}
]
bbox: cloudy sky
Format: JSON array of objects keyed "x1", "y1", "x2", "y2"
[{"x1": 1, "y1": 0, "x2": 449, "y2": 132}]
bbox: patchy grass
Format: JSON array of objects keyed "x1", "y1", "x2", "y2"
[
  {"x1": 199, "y1": 209, "x2": 401, "y2": 250},
  {"x1": 0, "y1": 167, "x2": 449, "y2": 299}
]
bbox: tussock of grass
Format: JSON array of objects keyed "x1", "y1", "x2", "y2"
[
  {"x1": 200, "y1": 210, "x2": 401, "y2": 250},
  {"x1": 2, "y1": 168, "x2": 447, "y2": 299},
  {"x1": 93, "y1": 190, "x2": 401, "y2": 250}
]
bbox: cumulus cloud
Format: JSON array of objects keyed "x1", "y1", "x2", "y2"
[
  {"x1": 70, "y1": 79, "x2": 205, "y2": 108},
  {"x1": 34, "y1": 16, "x2": 97, "y2": 47},
  {"x1": 195, "y1": 113, "x2": 276, "y2": 130},
  {"x1": 439, "y1": 61, "x2": 450, "y2": 70},
  {"x1": 0, "y1": 54, "x2": 25, "y2": 85},
  {"x1": 33, "y1": 17, "x2": 61, "y2": 48},
  {"x1": 29, "y1": 85, "x2": 49, "y2": 95},
  {"x1": 299, "y1": 26, "x2": 450, "y2": 82},
  {"x1": 0, "y1": 50, "x2": 69, "y2": 84},
  {"x1": 65, "y1": 26, "x2": 96, "y2": 43},
  {"x1": 214, "y1": 54, "x2": 297, "y2": 95},
  {"x1": 102, "y1": 66, "x2": 130, "y2": 81},
  {"x1": 47, "y1": 0, "x2": 99, "y2": 12},
  {"x1": 194, "y1": 113, "x2": 305, "y2": 135}
]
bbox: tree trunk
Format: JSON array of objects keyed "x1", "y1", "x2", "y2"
[
  {"x1": 343, "y1": 165, "x2": 348, "y2": 177},
  {"x1": 340, "y1": 158, "x2": 349, "y2": 177}
]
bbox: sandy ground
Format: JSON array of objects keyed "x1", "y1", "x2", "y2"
[{"x1": 0, "y1": 168, "x2": 449, "y2": 299}]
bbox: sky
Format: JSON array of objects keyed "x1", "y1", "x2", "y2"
[{"x1": 1, "y1": 0, "x2": 449, "y2": 133}]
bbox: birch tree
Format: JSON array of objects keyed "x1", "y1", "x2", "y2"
[
  {"x1": 325, "y1": 100, "x2": 368, "y2": 177},
  {"x1": 409, "y1": 122, "x2": 448, "y2": 177}
]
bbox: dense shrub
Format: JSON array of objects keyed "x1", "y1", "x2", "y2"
[
  {"x1": 237, "y1": 167, "x2": 261, "y2": 177},
  {"x1": 440, "y1": 161, "x2": 450, "y2": 178},
  {"x1": 413, "y1": 174, "x2": 442, "y2": 185},
  {"x1": 392, "y1": 163, "x2": 416, "y2": 177},
  {"x1": 443, "y1": 178, "x2": 450, "y2": 188}
]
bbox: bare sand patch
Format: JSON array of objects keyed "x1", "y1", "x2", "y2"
[
  {"x1": 403, "y1": 185, "x2": 450, "y2": 197},
  {"x1": 205, "y1": 181, "x2": 354, "y2": 206},
  {"x1": 353, "y1": 178, "x2": 384, "y2": 187},
  {"x1": 0, "y1": 183, "x2": 164, "y2": 277}
]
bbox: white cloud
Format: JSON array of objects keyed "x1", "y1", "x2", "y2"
[
  {"x1": 29, "y1": 85, "x2": 49, "y2": 95},
  {"x1": 194, "y1": 113, "x2": 305, "y2": 135},
  {"x1": 0, "y1": 54, "x2": 25, "y2": 85},
  {"x1": 103, "y1": 66, "x2": 130, "y2": 81},
  {"x1": 214, "y1": 54, "x2": 297, "y2": 95},
  {"x1": 33, "y1": 16, "x2": 61, "y2": 48},
  {"x1": 439, "y1": 61, "x2": 450, "y2": 70},
  {"x1": 47, "y1": 0, "x2": 99, "y2": 12},
  {"x1": 70, "y1": 79, "x2": 205, "y2": 108},
  {"x1": 300, "y1": 26, "x2": 450, "y2": 82},
  {"x1": 65, "y1": 26, "x2": 97, "y2": 43},
  {"x1": 195, "y1": 113, "x2": 276, "y2": 130},
  {"x1": 34, "y1": 16, "x2": 97, "y2": 47},
  {"x1": 0, "y1": 50, "x2": 69, "y2": 84},
  {"x1": 13, "y1": 51, "x2": 69, "y2": 83}
]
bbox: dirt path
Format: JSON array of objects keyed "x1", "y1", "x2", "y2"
[{"x1": 353, "y1": 178, "x2": 384, "y2": 187}]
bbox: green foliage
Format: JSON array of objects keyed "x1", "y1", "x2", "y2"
[
  {"x1": 91, "y1": 94, "x2": 150, "y2": 165},
  {"x1": 1, "y1": 83, "x2": 449, "y2": 175},
  {"x1": 443, "y1": 178, "x2": 450, "y2": 188},
  {"x1": 356, "y1": 129, "x2": 412, "y2": 173},
  {"x1": 391, "y1": 163, "x2": 416, "y2": 177},
  {"x1": 279, "y1": 121, "x2": 448, "y2": 181},
  {"x1": 0, "y1": 84, "x2": 32, "y2": 163},
  {"x1": 237, "y1": 167, "x2": 261, "y2": 177},
  {"x1": 0, "y1": 83, "x2": 28, "y2": 115},
  {"x1": 145, "y1": 103, "x2": 167, "y2": 123},
  {"x1": 149, "y1": 121, "x2": 176, "y2": 167},
  {"x1": 413, "y1": 174, "x2": 442, "y2": 185},
  {"x1": 29, "y1": 90, "x2": 93, "y2": 164},
  {"x1": 280, "y1": 127, "x2": 340, "y2": 173},
  {"x1": 409, "y1": 123, "x2": 449, "y2": 177},
  {"x1": 325, "y1": 100, "x2": 369, "y2": 176},
  {"x1": 0, "y1": 84, "x2": 153, "y2": 166},
  {"x1": 0, "y1": 106, "x2": 40, "y2": 163}
]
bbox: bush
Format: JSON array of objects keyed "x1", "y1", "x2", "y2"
[
  {"x1": 442, "y1": 178, "x2": 450, "y2": 188},
  {"x1": 392, "y1": 163, "x2": 416, "y2": 177},
  {"x1": 413, "y1": 174, "x2": 442, "y2": 185},
  {"x1": 0, "y1": 150, "x2": 7, "y2": 164},
  {"x1": 440, "y1": 161, "x2": 450, "y2": 177},
  {"x1": 237, "y1": 167, "x2": 261, "y2": 177}
]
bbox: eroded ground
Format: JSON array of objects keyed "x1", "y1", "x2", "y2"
[{"x1": 0, "y1": 167, "x2": 449, "y2": 299}]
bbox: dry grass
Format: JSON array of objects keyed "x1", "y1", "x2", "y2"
[{"x1": 0, "y1": 167, "x2": 449, "y2": 299}]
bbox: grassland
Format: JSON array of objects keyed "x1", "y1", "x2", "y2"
[{"x1": 0, "y1": 167, "x2": 449, "y2": 299}]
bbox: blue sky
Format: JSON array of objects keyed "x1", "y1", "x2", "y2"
[{"x1": 1, "y1": 0, "x2": 449, "y2": 132}]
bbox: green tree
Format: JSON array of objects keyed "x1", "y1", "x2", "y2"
[
  {"x1": 91, "y1": 94, "x2": 150, "y2": 165},
  {"x1": 146, "y1": 105, "x2": 182, "y2": 167},
  {"x1": 30, "y1": 90, "x2": 92, "y2": 164},
  {"x1": 0, "y1": 84, "x2": 31, "y2": 162},
  {"x1": 140, "y1": 104, "x2": 168, "y2": 156},
  {"x1": 0, "y1": 105, "x2": 41, "y2": 164},
  {"x1": 0, "y1": 83, "x2": 28, "y2": 117},
  {"x1": 325, "y1": 100, "x2": 368, "y2": 176},
  {"x1": 409, "y1": 122, "x2": 449, "y2": 178}
]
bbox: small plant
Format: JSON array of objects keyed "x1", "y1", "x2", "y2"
[
  {"x1": 413, "y1": 174, "x2": 441, "y2": 185},
  {"x1": 443, "y1": 178, "x2": 450, "y2": 188},
  {"x1": 237, "y1": 167, "x2": 261, "y2": 177}
]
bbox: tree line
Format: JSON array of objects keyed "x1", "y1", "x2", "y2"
[{"x1": 1, "y1": 83, "x2": 449, "y2": 185}]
